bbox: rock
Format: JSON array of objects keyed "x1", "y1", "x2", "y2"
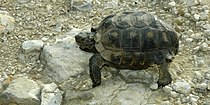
[
  {"x1": 119, "y1": 69, "x2": 157, "y2": 84},
  {"x1": 149, "y1": 83, "x2": 158, "y2": 90},
  {"x1": 203, "y1": 24, "x2": 210, "y2": 30},
  {"x1": 40, "y1": 32, "x2": 93, "y2": 83},
  {"x1": 0, "y1": 77, "x2": 40, "y2": 105},
  {"x1": 0, "y1": 78, "x2": 3, "y2": 92},
  {"x1": 207, "y1": 82, "x2": 210, "y2": 90},
  {"x1": 17, "y1": 0, "x2": 30, "y2": 3},
  {"x1": 200, "y1": 42, "x2": 210, "y2": 51},
  {"x1": 203, "y1": 97, "x2": 210, "y2": 105},
  {"x1": 147, "y1": 89, "x2": 169, "y2": 104},
  {"x1": 180, "y1": 94, "x2": 190, "y2": 103},
  {"x1": 19, "y1": 40, "x2": 44, "y2": 63},
  {"x1": 193, "y1": 14, "x2": 200, "y2": 21},
  {"x1": 205, "y1": 72, "x2": 210, "y2": 80},
  {"x1": 186, "y1": 38, "x2": 193, "y2": 43},
  {"x1": 170, "y1": 91, "x2": 179, "y2": 98},
  {"x1": 194, "y1": 71, "x2": 203, "y2": 80},
  {"x1": 105, "y1": 0, "x2": 119, "y2": 8},
  {"x1": 171, "y1": 80, "x2": 191, "y2": 94},
  {"x1": 0, "y1": 11, "x2": 15, "y2": 34},
  {"x1": 189, "y1": 94, "x2": 199, "y2": 105},
  {"x1": 160, "y1": 101, "x2": 170, "y2": 105},
  {"x1": 174, "y1": 17, "x2": 183, "y2": 25},
  {"x1": 183, "y1": 0, "x2": 199, "y2": 6},
  {"x1": 195, "y1": 83, "x2": 207, "y2": 92},
  {"x1": 41, "y1": 83, "x2": 63, "y2": 105},
  {"x1": 64, "y1": 90, "x2": 94, "y2": 105},
  {"x1": 200, "y1": 12, "x2": 208, "y2": 20},
  {"x1": 203, "y1": 30, "x2": 210, "y2": 39},
  {"x1": 190, "y1": 33, "x2": 202, "y2": 39},
  {"x1": 114, "y1": 85, "x2": 147, "y2": 105},
  {"x1": 184, "y1": 12, "x2": 191, "y2": 18},
  {"x1": 70, "y1": 0, "x2": 93, "y2": 11},
  {"x1": 163, "y1": 86, "x2": 173, "y2": 94},
  {"x1": 168, "y1": 1, "x2": 176, "y2": 8},
  {"x1": 200, "y1": 0, "x2": 210, "y2": 4},
  {"x1": 66, "y1": 77, "x2": 127, "y2": 105},
  {"x1": 194, "y1": 56, "x2": 205, "y2": 67}
]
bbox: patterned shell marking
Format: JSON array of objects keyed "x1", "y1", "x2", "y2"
[{"x1": 95, "y1": 12, "x2": 179, "y2": 66}]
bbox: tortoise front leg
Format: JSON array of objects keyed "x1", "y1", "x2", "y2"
[
  {"x1": 89, "y1": 53, "x2": 105, "y2": 88},
  {"x1": 157, "y1": 62, "x2": 172, "y2": 87}
]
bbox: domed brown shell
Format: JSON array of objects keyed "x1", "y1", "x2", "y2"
[{"x1": 95, "y1": 11, "x2": 179, "y2": 66}]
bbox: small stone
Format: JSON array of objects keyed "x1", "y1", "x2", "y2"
[
  {"x1": 163, "y1": 86, "x2": 173, "y2": 93},
  {"x1": 200, "y1": 12, "x2": 208, "y2": 20},
  {"x1": 203, "y1": 24, "x2": 210, "y2": 30},
  {"x1": 174, "y1": 25, "x2": 183, "y2": 32},
  {"x1": 186, "y1": 38, "x2": 193, "y2": 43},
  {"x1": 184, "y1": 0, "x2": 199, "y2": 6},
  {"x1": 180, "y1": 94, "x2": 190, "y2": 103},
  {"x1": 184, "y1": 12, "x2": 191, "y2": 18},
  {"x1": 194, "y1": 56, "x2": 205, "y2": 67},
  {"x1": 190, "y1": 33, "x2": 202, "y2": 39},
  {"x1": 195, "y1": 83, "x2": 207, "y2": 92},
  {"x1": 189, "y1": 94, "x2": 199, "y2": 105},
  {"x1": 41, "y1": 36, "x2": 50, "y2": 41},
  {"x1": 160, "y1": 101, "x2": 170, "y2": 105},
  {"x1": 203, "y1": 30, "x2": 210, "y2": 39},
  {"x1": 170, "y1": 91, "x2": 179, "y2": 98},
  {"x1": 207, "y1": 82, "x2": 210, "y2": 90},
  {"x1": 205, "y1": 73, "x2": 210, "y2": 80},
  {"x1": 19, "y1": 40, "x2": 44, "y2": 63},
  {"x1": 21, "y1": 40, "x2": 44, "y2": 53},
  {"x1": 149, "y1": 83, "x2": 158, "y2": 90},
  {"x1": 187, "y1": 29, "x2": 194, "y2": 35},
  {"x1": 200, "y1": 0, "x2": 210, "y2": 4},
  {"x1": 17, "y1": 0, "x2": 30, "y2": 3},
  {"x1": 71, "y1": 0, "x2": 92, "y2": 11},
  {"x1": 171, "y1": 80, "x2": 191, "y2": 94},
  {"x1": 200, "y1": 42, "x2": 210, "y2": 51},
  {"x1": 194, "y1": 71, "x2": 203, "y2": 80},
  {"x1": 193, "y1": 14, "x2": 200, "y2": 21},
  {"x1": 168, "y1": 1, "x2": 176, "y2": 8},
  {"x1": 174, "y1": 17, "x2": 183, "y2": 25}
]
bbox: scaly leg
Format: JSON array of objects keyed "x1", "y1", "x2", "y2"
[
  {"x1": 89, "y1": 53, "x2": 105, "y2": 88},
  {"x1": 157, "y1": 62, "x2": 172, "y2": 87}
]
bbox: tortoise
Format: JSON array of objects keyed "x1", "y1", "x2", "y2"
[{"x1": 75, "y1": 11, "x2": 179, "y2": 88}]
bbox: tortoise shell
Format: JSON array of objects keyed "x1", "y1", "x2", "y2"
[{"x1": 94, "y1": 11, "x2": 179, "y2": 66}]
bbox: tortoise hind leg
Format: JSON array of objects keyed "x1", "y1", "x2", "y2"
[
  {"x1": 89, "y1": 53, "x2": 105, "y2": 88},
  {"x1": 157, "y1": 62, "x2": 172, "y2": 87}
]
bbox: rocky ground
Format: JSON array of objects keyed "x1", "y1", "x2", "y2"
[{"x1": 0, "y1": 0, "x2": 210, "y2": 105}]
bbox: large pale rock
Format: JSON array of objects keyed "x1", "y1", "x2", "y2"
[
  {"x1": 41, "y1": 83, "x2": 63, "y2": 105},
  {"x1": 64, "y1": 76, "x2": 169, "y2": 105},
  {"x1": 119, "y1": 66, "x2": 159, "y2": 88},
  {"x1": 40, "y1": 32, "x2": 92, "y2": 83},
  {"x1": 0, "y1": 77, "x2": 40, "y2": 105}
]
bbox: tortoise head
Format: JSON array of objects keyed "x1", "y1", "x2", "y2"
[{"x1": 75, "y1": 31, "x2": 97, "y2": 52}]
